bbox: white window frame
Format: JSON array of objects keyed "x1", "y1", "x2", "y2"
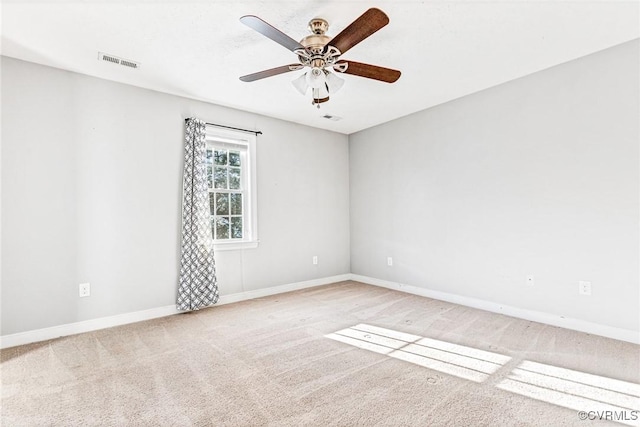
[{"x1": 206, "y1": 126, "x2": 258, "y2": 251}]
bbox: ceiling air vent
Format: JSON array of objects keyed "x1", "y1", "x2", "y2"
[
  {"x1": 98, "y1": 52, "x2": 140, "y2": 70},
  {"x1": 120, "y1": 59, "x2": 139, "y2": 69},
  {"x1": 322, "y1": 114, "x2": 342, "y2": 122}
]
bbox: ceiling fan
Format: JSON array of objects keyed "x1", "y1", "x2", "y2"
[{"x1": 239, "y1": 8, "x2": 401, "y2": 107}]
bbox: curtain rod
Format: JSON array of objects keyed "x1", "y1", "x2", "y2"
[{"x1": 184, "y1": 119, "x2": 262, "y2": 135}]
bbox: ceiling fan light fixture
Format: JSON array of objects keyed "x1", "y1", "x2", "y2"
[
  {"x1": 325, "y1": 71, "x2": 345, "y2": 94},
  {"x1": 292, "y1": 73, "x2": 308, "y2": 95},
  {"x1": 306, "y1": 67, "x2": 326, "y2": 89},
  {"x1": 313, "y1": 85, "x2": 330, "y2": 100}
]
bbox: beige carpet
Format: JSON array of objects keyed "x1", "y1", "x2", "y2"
[{"x1": 2, "y1": 281, "x2": 639, "y2": 426}]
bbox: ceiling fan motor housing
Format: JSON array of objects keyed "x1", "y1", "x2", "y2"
[
  {"x1": 298, "y1": 18, "x2": 341, "y2": 68},
  {"x1": 300, "y1": 34, "x2": 331, "y2": 53}
]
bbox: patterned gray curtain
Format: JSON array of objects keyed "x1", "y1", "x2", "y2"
[{"x1": 177, "y1": 118, "x2": 219, "y2": 311}]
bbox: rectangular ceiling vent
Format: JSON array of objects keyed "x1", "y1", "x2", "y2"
[
  {"x1": 98, "y1": 52, "x2": 140, "y2": 69},
  {"x1": 322, "y1": 114, "x2": 342, "y2": 121}
]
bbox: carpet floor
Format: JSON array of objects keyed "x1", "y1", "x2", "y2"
[{"x1": 1, "y1": 281, "x2": 639, "y2": 426}]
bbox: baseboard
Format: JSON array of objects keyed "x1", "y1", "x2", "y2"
[
  {"x1": 3, "y1": 273, "x2": 636, "y2": 348},
  {"x1": 0, "y1": 274, "x2": 351, "y2": 349},
  {"x1": 350, "y1": 274, "x2": 640, "y2": 345},
  {"x1": 0, "y1": 305, "x2": 182, "y2": 350},
  {"x1": 217, "y1": 274, "x2": 351, "y2": 305}
]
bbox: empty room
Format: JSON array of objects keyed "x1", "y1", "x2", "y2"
[{"x1": 1, "y1": 1, "x2": 639, "y2": 426}]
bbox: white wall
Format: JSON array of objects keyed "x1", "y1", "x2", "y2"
[
  {"x1": 1, "y1": 57, "x2": 350, "y2": 335},
  {"x1": 350, "y1": 40, "x2": 639, "y2": 333}
]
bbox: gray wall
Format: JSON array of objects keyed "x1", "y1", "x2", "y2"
[
  {"x1": 3, "y1": 39, "x2": 638, "y2": 337},
  {"x1": 350, "y1": 40, "x2": 639, "y2": 332},
  {"x1": 1, "y1": 57, "x2": 350, "y2": 335}
]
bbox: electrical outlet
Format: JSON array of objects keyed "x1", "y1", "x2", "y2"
[
  {"x1": 387, "y1": 257, "x2": 393, "y2": 267},
  {"x1": 312, "y1": 256, "x2": 318, "y2": 265},
  {"x1": 578, "y1": 281, "x2": 591, "y2": 296},
  {"x1": 79, "y1": 282, "x2": 91, "y2": 298},
  {"x1": 526, "y1": 275, "x2": 534, "y2": 286}
]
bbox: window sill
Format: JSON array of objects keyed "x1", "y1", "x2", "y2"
[{"x1": 213, "y1": 240, "x2": 259, "y2": 251}]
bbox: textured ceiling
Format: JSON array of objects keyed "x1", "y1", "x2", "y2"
[{"x1": 2, "y1": 1, "x2": 638, "y2": 134}]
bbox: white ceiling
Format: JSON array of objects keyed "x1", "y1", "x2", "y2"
[{"x1": 2, "y1": 1, "x2": 638, "y2": 134}]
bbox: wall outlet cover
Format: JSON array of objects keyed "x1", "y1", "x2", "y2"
[
  {"x1": 578, "y1": 281, "x2": 592, "y2": 296},
  {"x1": 79, "y1": 283, "x2": 91, "y2": 298}
]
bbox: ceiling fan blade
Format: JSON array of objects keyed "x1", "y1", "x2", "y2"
[
  {"x1": 339, "y1": 61, "x2": 401, "y2": 83},
  {"x1": 240, "y1": 64, "x2": 300, "y2": 82},
  {"x1": 240, "y1": 15, "x2": 304, "y2": 52},
  {"x1": 326, "y1": 8, "x2": 389, "y2": 55}
]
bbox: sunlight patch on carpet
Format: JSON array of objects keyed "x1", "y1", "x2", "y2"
[
  {"x1": 497, "y1": 361, "x2": 640, "y2": 426},
  {"x1": 325, "y1": 324, "x2": 511, "y2": 382}
]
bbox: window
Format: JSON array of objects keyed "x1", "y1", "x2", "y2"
[{"x1": 205, "y1": 126, "x2": 258, "y2": 250}]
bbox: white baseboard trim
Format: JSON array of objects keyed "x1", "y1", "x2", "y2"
[
  {"x1": 350, "y1": 274, "x2": 640, "y2": 345},
  {"x1": 0, "y1": 305, "x2": 181, "y2": 350},
  {"x1": 2, "y1": 273, "x2": 636, "y2": 348},
  {"x1": 217, "y1": 274, "x2": 351, "y2": 305},
  {"x1": 0, "y1": 274, "x2": 351, "y2": 349}
]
